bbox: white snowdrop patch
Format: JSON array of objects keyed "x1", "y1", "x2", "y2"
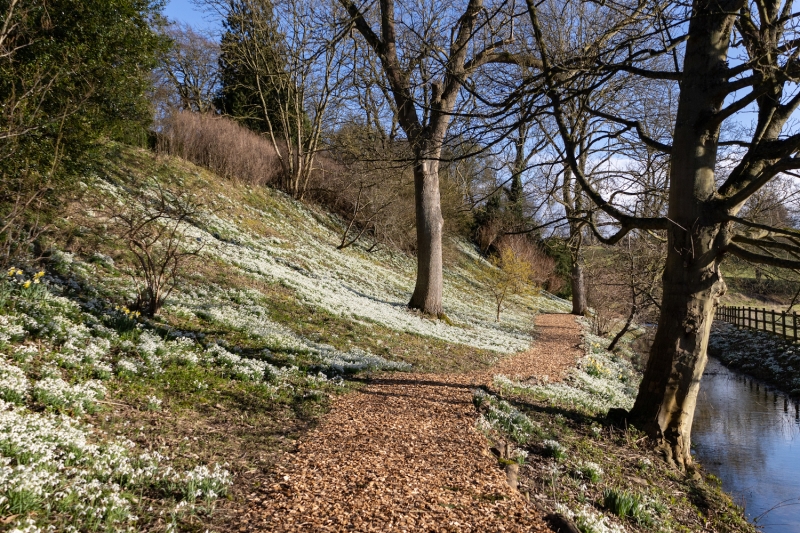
[
  {"x1": 31, "y1": 377, "x2": 106, "y2": 414},
  {"x1": 93, "y1": 178, "x2": 570, "y2": 353},
  {"x1": 556, "y1": 503, "x2": 627, "y2": 533},
  {"x1": 0, "y1": 401, "x2": 232, "y2": 530},
  {"x1": 493, "y1": 326, "x2": 639, "y2": 415},
  {"x1": 0, "y1": 358, "x2": 29, "y2": 404}
]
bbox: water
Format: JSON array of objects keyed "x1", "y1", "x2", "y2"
[{"x1": 693, "y1": 358, "x2": 800, "y2": 532}]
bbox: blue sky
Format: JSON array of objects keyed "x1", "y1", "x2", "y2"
[{"x1": 163, "y1": 0, "x2": 221, "y2": 32}]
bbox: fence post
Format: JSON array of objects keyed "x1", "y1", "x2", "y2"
[
  {"x1": 782, "y1": 310, "x2": 787, "y2": 339},
  {"x1": 771, "y1": 308, "x2": 776, "y2": 334},
  {"x1": 749, "y1": 307, "x2": 753, "y2": 329},
  {"x1": 794, "y1": 311, "x2": 798, "y2": 343}
]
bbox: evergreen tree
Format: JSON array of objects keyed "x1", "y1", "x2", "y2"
[
  {"x1": 0, "y1": 0, "x2": 165, "y2": 260},
  {"x1": 215, "y1": 0, "x2": 290, "y2": 134}
]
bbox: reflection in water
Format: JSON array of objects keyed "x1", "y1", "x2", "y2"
[{"x1": 693, "y1": 358, "x2": 800, "y2": 532}]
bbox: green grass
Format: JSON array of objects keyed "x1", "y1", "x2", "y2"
[{"x1": 603, "y1": 488, "x2": 653, "y2": 525}]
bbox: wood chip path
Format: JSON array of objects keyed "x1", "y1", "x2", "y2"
[{"x1": 240, "y1": 314, "x2": 583, "y2": 532}]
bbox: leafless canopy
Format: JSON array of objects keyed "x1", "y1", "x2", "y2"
[{"x1": 154, "y1": 22, "x2": 221, "y2": 114}]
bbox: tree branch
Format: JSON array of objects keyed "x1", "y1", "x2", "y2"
[{"x1": 728, "y1": 242, "x2": 800, "y2": 269}]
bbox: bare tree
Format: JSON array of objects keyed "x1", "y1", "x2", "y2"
[
  {"x1": 587, "y1": 233, "x2": 664, "y2": 352},
  {"x1": 525, "y1": 0, "x2": 800, "y2": 468},
  {"x1": 209, "y1": 0, "x2": 353, "y2": 200},
  {"x1": 109, "y1": 183, "x2": 205, "y2": 317},
  {"x1": 155, "y1": 22, "x2": 220, "y2": 114},
  {"x1": 339, "y1": 0, "x2": 528, "y2": 316},
  {"x1": 323, "y1": 126, "x2": 409, "y2": 250}
]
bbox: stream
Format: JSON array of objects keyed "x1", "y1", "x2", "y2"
[{"x1": 692, "y1": 357, "x2": 800, "y2": 532}]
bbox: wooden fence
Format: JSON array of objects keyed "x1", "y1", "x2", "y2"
[{"x1": 715, "y1": 305, "x2": 799, "y2": 342}]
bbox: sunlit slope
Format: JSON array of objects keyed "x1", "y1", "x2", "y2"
[{"x1": 92, "y1": 145, "x2": 570, "y2": 356}]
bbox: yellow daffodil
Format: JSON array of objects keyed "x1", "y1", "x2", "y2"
[
  {"x1": 34, "y1": 271, "x2": 44, "y2": 279},
  {"x1": 22, "y1": 280, "x2": 31, "y2": 289},
  {"x1": 7, "y1": 267, "x2": 15, "y2": 277}
]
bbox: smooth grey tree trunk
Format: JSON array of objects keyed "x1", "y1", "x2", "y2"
[
  {"x1": 408, "y1": 158, "x2": 445, "y2": 316},
  {"x1": 627, "y1": 0, "x2": 738, "y2": 469},
  {"x1": 629, "y1": 233, "x2": 726, "y2": 469},
  {"x1": 570, "y1": 259, "x2": 587, "y2": 316}
]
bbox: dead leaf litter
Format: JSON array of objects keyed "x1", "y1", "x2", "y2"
[{"x1": 241, "y1": 314, "x2": 582, "y2": 532}]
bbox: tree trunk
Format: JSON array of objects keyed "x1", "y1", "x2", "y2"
[
  {"x1": 628, "y1": 234, "x2": 726, "y2": 469},
  {"x1": 570, "y1": 260, "x2": 587, "y2": 316},
  {"x1": 565, "y1": 168, "x2": 586, "y2": 316},
  {"x1": 408, "y1": 156, "x2": 444, "y2": 316},
  {"x1": 607, "y1": 303, "x2": 636, "y2": 352},
  {"x1": 626, "y1": 0, "x2": 738, "y2": 470}
]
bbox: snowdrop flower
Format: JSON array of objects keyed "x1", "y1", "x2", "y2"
[{"x1": 145, "y1": 396, "x2": 162, "y2": 411}]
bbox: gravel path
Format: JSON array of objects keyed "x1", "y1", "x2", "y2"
[{"x1": 240, "y1": 314, "x2": 582, "y2": 532}]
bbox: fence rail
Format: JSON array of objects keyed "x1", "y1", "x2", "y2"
[{"x1": 715, "y1": 305, "x2": 799, "y2": 342}]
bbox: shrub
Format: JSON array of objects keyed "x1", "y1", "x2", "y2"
[
  {"x1": 480, "y1": 245, "x2": 537, "y2": 322},
  {"x1": 157, "y1": 112, "x2": 282, "y2": 186},
  {"x1": 497, "y1": 234, "x2": 563, "y2": 294}
]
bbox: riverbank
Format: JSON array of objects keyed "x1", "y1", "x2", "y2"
[
  {"x1": 708, "y1": 321, "x2": 800, "y2": 396},
  {"x1": 478, "y1": 318, "x2": 755, "y2": 533}
]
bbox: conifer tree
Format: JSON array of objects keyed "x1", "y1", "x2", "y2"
[{"x1": 215, "y1": 0, "x2": 291, "y2": 134}]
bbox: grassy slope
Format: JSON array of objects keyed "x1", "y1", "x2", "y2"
[
  {"x1": 719, "y1": 259, "x2": 800, "y2": 310},
  {"x1": 0, "y1": 143, "x2": 751, "y2": 532},
  {"x1": 14, "y1": 143, "x2": 567, "y2": 531},
  {"x1": 73, "y1": 144, "x2": 569, "y2": 361}
]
